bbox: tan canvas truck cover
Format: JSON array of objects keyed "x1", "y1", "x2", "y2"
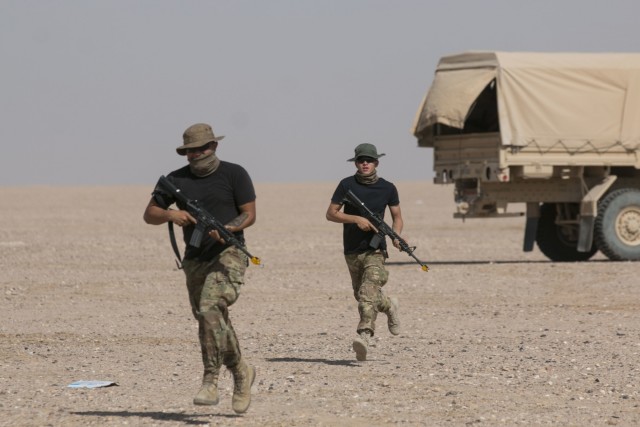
[{"x1": 412, "y1": 51, "x2": 640, "y2": 153}]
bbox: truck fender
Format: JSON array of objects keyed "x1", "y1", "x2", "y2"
[{"x1": 577, "y1": 175, "x2": 618, "y2": 252}]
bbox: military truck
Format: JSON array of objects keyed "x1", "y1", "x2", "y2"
[{"x1": 412, "y1": 51, "x2": 640, "y2": 261}]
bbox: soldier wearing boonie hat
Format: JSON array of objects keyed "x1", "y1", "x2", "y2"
[
  {"x1": 326, "y1": 143, "x2": 404, "y2": 362},
  {"x1": 143, "y1": 122, "x2": 257, "y2": 414},
  {"x1": 345, "y1": 142, "x2": 386, "y2": 162},
  {"x1": 175, "y1": 123, "x2": 225, "y2": 156}
]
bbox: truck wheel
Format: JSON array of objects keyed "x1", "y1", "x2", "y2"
[
  {"x1": 594, "y1": 188, "x2": 640, "y2": 261},
  {"x1": 536, "y1": 203, "x2": 598, "y2": 262}
]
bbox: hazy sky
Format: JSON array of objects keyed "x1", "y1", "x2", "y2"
[{"x1": 2, "y1": 1, "x2": 639, "y2": 186}]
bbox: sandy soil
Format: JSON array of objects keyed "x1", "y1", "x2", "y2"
[{"x1": 1, "y1": 181, "x2": 639, "y2": 426}]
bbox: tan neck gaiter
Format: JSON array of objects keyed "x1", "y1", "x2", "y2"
[
  {"x1": 355, "y1": 169, "x2": 379, "y2": 185},
  {"x1": 189, "y1": 152, "x2": 221, "y2": 177}
]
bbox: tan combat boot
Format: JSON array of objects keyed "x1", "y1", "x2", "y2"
[
  {"x1": 229, "y1": 359, "x2": 256, "y2": 414},
  {"x1": 352, "y1": 331, "x2": 371, "y2": 361},
  {"x1": 193, "y1": 375, "x2": 219, "y2": 406},
  {"x1": 387, "y1": 297, "x2": 400, "y2": 335}
]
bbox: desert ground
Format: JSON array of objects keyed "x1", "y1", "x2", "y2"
[{"x1": 1, "y1": 181, "x2": 639, "y2": 426}]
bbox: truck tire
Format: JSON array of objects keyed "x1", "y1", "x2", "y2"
[
  {"x1": 594, "y1": 188, "x2": 640, "y2": 261},
  {"x1": 536, "y1": 203, "x2": 598, "y2": 262}
]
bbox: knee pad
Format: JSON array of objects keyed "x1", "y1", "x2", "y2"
[
  {"x1": 198, "y1": 298, "x2": 228, "y2": 319},
  {"x1": 199, "y1": 309, "x2": 223, "y2": 328},
  {"x1": 364, "y1": 266, "x2": 389, "y2": 286}
]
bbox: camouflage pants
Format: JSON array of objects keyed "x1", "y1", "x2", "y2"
[
  {"x1": 182, "y1": 246, "x2": 248, "y2": 381},
  {"x1": 345, "y1": 250, "x2": 393, "y2": 336}
]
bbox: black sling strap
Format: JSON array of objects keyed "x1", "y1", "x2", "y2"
[{"x1": 168, "y1": 222, "x2": 184, "y2": 269}]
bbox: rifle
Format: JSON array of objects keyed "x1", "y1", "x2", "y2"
[
  {"x1": 344, "y1": 189, "x2": 429, "y2": 272},
  {"x1": 156, "y1": 175, "x2": 262, "y2": 266}
]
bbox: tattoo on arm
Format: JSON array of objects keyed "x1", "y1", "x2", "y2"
[{"x1": 227, "y1": 212, "x2": 249, "y2": 228}]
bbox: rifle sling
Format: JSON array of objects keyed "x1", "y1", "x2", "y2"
[{"x1": 167, "y1": 222, "x2": 183, "y2": 269}]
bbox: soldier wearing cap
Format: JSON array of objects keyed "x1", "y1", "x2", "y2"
[
  {"x1": 143, "y1": 123, "x2": 256, "y2": 413},
  {"x1": 326, "y1": 143, "x2": 403, "y2": 361}
]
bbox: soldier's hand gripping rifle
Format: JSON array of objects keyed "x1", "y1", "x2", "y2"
[
  {"x1": 156, "y1": 175, "x2": 262, "y2": 266},
  {"x1": 344, "y1": 189, "x2": 429, "y2": 272}
]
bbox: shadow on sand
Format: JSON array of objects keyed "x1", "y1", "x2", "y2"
[
  {"x1": 266, "y1": 357, "x2": 359, "y2": 367},
  {"x1": 387, "y1": 258, "x2": 613, "y2": 266},
  {"x1": 71, "y1": 410, "x2": 238, "y2": 424}
]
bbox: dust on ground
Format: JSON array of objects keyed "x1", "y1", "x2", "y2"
[{"x1": 1, "y1": 182, "x2": 639, "y2": 426}]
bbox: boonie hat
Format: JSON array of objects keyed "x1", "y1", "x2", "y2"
[
  {"x1": 176, "y1": 123, "x2": 225, "y2": 155},
  {"x1": 347, "y1": 143, "x2": 385, "y2": 162}
]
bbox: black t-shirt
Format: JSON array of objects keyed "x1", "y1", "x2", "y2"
[
  {"x1": 330, "y1": 175, "x2": 400, "y2": 254},
  {"x1": 153, "y1": 162, "x2": 256, "y2": 261}
]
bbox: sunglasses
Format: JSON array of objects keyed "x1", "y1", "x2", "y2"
[
  {"x1": 186, "y1": 142, "x2": 212, "y2": 154},
  {"x1": 356, "y1": 157, "x2": 377, "y2": 164}
]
